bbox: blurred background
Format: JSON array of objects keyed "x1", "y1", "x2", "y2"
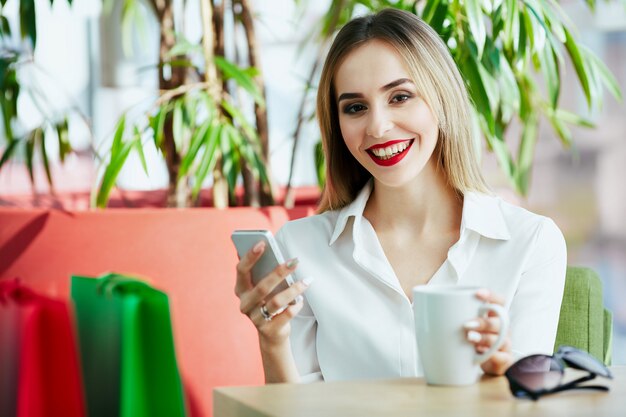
[{"x1": 0, "y1": 0, "x2": 624, "y2": 363}]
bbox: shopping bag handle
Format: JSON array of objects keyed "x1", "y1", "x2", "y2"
[{"x1": 97, "y1": 274, "x2": 152, "y2": 298}]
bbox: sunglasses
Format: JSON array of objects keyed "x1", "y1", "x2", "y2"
[{"x1": 505, "y1": 345, "x2": 613, "y2": 400}]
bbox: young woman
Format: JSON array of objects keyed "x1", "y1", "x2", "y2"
[{"x1": 235, "y1": 8, "x2": 566, "y2": 383}]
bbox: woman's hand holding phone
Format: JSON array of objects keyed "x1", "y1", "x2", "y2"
[{"x1": 233, "y1": 236, "x2": 312, "y2": 346}]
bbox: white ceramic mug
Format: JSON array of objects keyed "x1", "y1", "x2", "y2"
[{"x1": 412, "y1": 285, "x2": 509, "y2": 386}]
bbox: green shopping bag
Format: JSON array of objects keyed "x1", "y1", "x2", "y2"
[{"x1": 71, "y1": 274, "x2": 187, "y2": 417}]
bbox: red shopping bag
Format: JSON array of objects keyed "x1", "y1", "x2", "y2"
[{"x1": 0, "y1": 279, "x2": 86, "y2": 417}]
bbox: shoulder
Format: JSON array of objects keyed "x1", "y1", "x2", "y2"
[
  {"x1": 497, "y1": 197, "x2": 564, "y2": 245},
  {"x1": 492, "y1": 196, "x2": 567, "y2": 265}
]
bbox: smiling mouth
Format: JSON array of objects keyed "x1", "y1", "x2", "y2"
[{"x1": 366, "y1": 139, "x2": 414, "y2": 166}]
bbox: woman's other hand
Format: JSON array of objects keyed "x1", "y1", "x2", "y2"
[{"x1": 464, "y1": 289, "x2": 514, "y2": 376}]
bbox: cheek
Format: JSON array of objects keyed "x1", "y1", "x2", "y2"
[{"x1": 413, "y1": 107, "x2": 439, "y2": 142}]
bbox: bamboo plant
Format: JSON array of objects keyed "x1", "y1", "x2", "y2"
[{"x1": 93, "y1": 0, "x2": 272, "y2": 208}]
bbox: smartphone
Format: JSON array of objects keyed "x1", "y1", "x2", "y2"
[{"x1": 231, "y1": 230, "x2": 295, "y2": 296}]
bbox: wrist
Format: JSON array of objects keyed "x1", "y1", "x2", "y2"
[
  {"x1": 259, "y1": 335, "x2": 290, "y2": 354},
  {"x1": 258, "y1": 336, "x2": 300, "y2": 383}
]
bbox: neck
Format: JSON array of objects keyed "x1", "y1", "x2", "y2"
[{"x1": 364, "y1": 161, "x2": 463, "y2": 235}]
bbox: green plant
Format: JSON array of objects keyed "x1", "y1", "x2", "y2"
[
  {"x1": 0, "y1": 0, "x2": 77, "y2": 193},
  {"x1": 94, "y1": 0, "x2": 273, "y2": 208},
  {"x1": 289, "y1": 0, "x2": 622, "y2": 196}
]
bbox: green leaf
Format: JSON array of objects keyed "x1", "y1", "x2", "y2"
[
  {"x1": 465, "y1": 0, "x2": 486, "y2": 57},
  {"x1": 111, "y1": 115, "x2": 126, "y2": 157},
  {"x1": 477, "y1": 62, "x2": 500, "y2": 113},
  {"x1": 515, "y1": 113, "x2": 538, "y2": 195},
  {"x1": 56, "y1": 118, "x2": 71, "y2": 163},
  {"x1": 515, "y1": 10, "x2": 528, "y2": 63},
  {"x1": 504, "y1": 0, "x2": 519, "y2": 51},
  {"x1": 214, "y1": 56, "x2": 265, "y2": 107},
  {"x1": 428, "y1": 1, "x2": 449, "y2": 33},
  {"x1": 151, "y1": 104, "x2": 168, "y2": 149},
  {"x1": 192, "y1": 123, "x2": 222, "y2": 199},
  {"x1": 563, "y1": 27, "x2": 592, "y2": 108},
  {"x1": 485, "y1": 130, "x2": 515, "y2": 183},
  {"x1": 555, "y1": 108, "x2": 595, "y2": 128},
  {"x1": 546, "y1": 107, "x2": 572, "y2": 147},
  {"x1": 460, "y1": 53, "x2": 496, "y2": 136},
  {"x1": 520, "y1": 6, "x2": 534, "y2": 52},
  {"x1": 38, "y1": 128, "x2": 53, "y2": 188},
  {"x1": 183, "y1": 94, "x2": 197, "y2": 129},
  {"x1": 539, "y1": 40, "x2": 560, "y2": 109},
  {"x1": 179, "y1": 119, "x2": 212, "y2": 179},
  {"x1": 252, "y1": 150, "x2": 270, "y2": 190},
  {"x1": 314, "y1": 140, "x2": 326, "y2": 188},
  {"x1": 421, "y1": 0, "x2": 442, "y2": 23},
  {"x1": 221, "y1": 99, "x2": 258, "y2": 142},
  {"x1": 497, "y1": 54, "x2": 520, "y2": 122},
  {"x1": 583, "y1": 46, "x2": 623, "y2": 102},
  {"x1": 221, "y1": 125, "x2": 240, "y2": 194},
  {"x1": 121, "y1": 0, "x2": 138, "y2": 56},
  {"x1": 19, "y1": 0, "x2": 36, "y2": 48},
  {"x1": 0, "y1": 15, "x2": 11, "y2": 38},
  {"x1": 132, "y1": 127, "x2": 148, "y2": 175},
  {"x1": 538, "y1": 0, "x2": 566, "y2": 43},
  {"x1": 25, "y1": 130, "x2": 36, "y2": 185},
  {"x1": 0, "y1": 139, "x2": 19, "y2": 170},
  {"x1": 95, "y1": 140, "x2": 135, "y2": 208}
]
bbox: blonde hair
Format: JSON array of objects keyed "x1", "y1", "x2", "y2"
[{"x1": 316, "y1": 8, "x2": 489, "y2": 213}]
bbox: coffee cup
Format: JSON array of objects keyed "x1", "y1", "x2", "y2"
[{"x1": 412, "y1": 285, "x2": 509, "y2": 385}]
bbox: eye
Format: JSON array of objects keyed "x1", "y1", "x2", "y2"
[
  {"x1": 343, "y1": 103, "x2": 367, "y2": 114},
  {"x1": 391, "y1": 93, "x2": 413, "y2": 104}
]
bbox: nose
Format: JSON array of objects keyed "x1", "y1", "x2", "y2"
[{"x1": 365, "y1": 106, "x2": 393, "y2": 138}]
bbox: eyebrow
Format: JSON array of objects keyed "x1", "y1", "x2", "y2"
[{"x1": 337, "y1": 78, "x2": 413, "y2": 103}]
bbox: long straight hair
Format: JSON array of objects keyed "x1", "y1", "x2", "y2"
[{"x1": 316, "y1": 9, "x2": 489, "y2": 213}]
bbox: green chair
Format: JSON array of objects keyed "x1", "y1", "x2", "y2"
[{"x1": 554, "y1": 266, "x2": 613, "y2": 365}]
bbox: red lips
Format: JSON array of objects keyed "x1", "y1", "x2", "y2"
[{"x1": 366, "y1": 139, "x2": 413, "y2": 167}]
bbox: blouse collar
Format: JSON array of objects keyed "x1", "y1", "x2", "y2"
[{"x1": 328, "y1": 181, "x2": 511, "y2": 246}]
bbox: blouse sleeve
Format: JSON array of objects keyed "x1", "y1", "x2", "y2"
[
  {"x1": 508, "y1": 217, "x2": 567, "y2": 359},
  {"x1": 275, "y1": 226, "x2": 324, "y2": 382}
]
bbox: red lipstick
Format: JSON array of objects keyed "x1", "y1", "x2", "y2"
[
  {"x1": 366, "y1": 139, "x2": 413, "y2": 167},
  {"x1": 367, "y1": 139, "x2": 410, "y2": 150}
]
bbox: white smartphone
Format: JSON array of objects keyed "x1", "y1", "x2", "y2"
[{"x1": 231, "y1": 230, "x2": 295, "y2": 296}]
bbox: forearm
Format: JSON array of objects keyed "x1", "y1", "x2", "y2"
[{"x1": 259, "y1": 339, "x2": 301, "y2": 383}]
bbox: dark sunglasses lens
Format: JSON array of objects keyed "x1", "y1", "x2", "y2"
[
  {"x1": 558, "y1": 346, "x2": 612, "y2": 378},
  {"x1": 507, "y1": 355, "x2": 563, "y2": 392}
]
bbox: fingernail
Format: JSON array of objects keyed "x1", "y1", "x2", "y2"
[
  {"x1": 301, "y1": 276, "x2": 314, "y2": 286},
  {"x1": 476, "y1": 289, "x2": 490, "y2": 298},
  {"x1": 286, "y1": 258, "x2": 299, "y2": 269},
  {"x1": 294, "y1": 295, "x2": 304, "y2": 304},
  {"x1": 464, "y1": 320, "x2": 481, "y2": 330},
  {"x1": 467, "y1": 331, "x2": 482, "y2": 343},
  {"x1": 252, "y1": 241, "x2": 265, "y2": 254}
]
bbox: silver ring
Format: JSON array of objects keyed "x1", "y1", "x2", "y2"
[{"x1": 260, "y1": 305, "x2": 273, "y2": 321}]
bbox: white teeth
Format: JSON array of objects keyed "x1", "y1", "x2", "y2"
[{"x1": 370, "y1": 141, "x2": 410, "y2": 159}]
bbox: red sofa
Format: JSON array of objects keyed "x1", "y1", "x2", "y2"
[{"x1": 0, "y1": 206, "x2": 313, "y2": 417}]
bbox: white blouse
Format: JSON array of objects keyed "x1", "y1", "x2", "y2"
[{"x1": 275, "y1": 183, "x2": 567, "y2": 382}]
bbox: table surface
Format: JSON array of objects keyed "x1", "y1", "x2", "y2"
[{"x1": 214, "y1": 366, "x2": 625, "y2": 417}]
